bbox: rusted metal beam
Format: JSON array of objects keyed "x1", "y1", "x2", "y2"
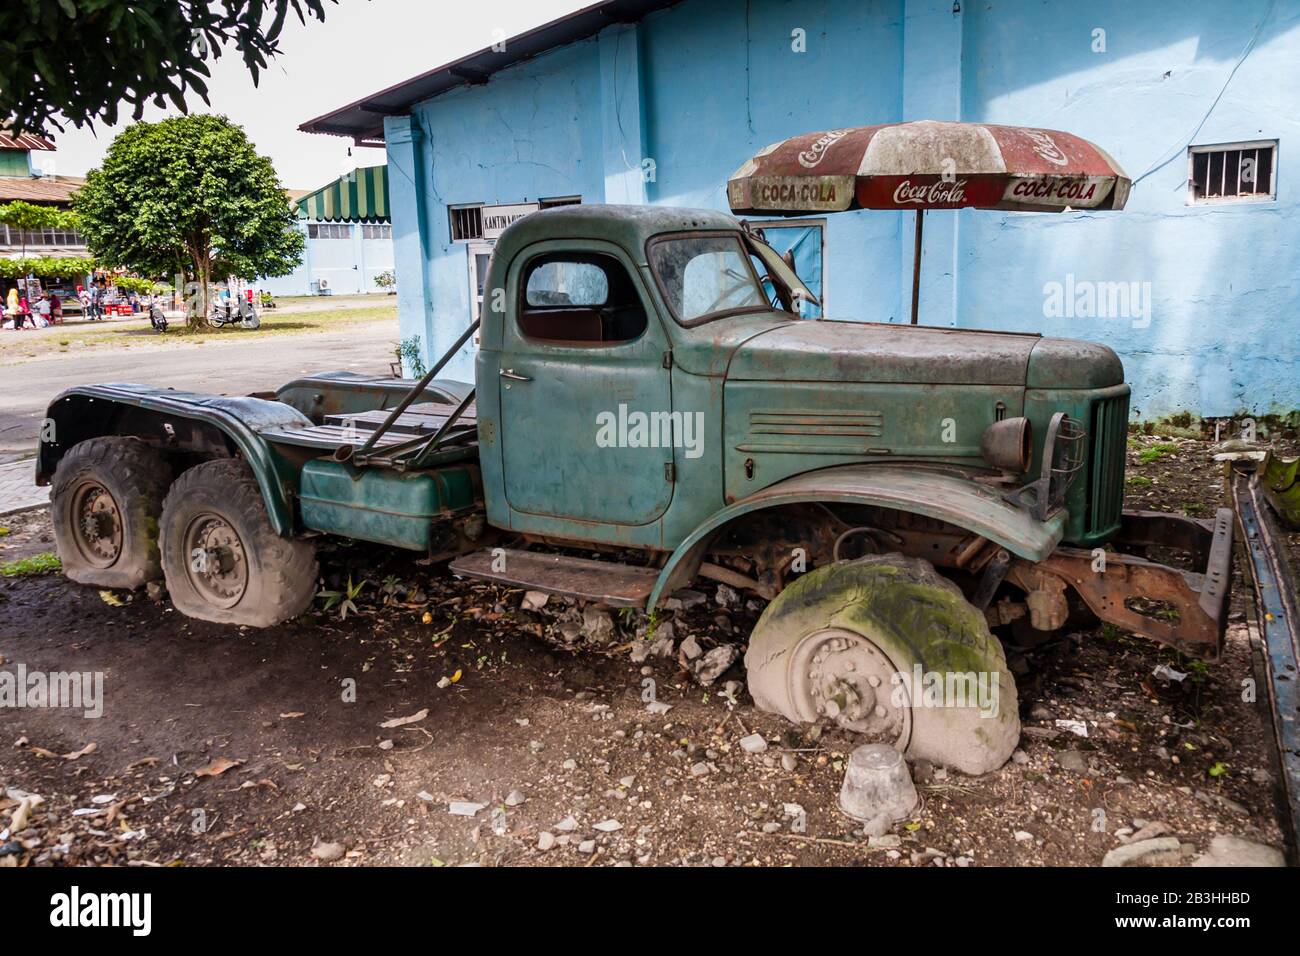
[{"x1": 1231, "y1": 465, "x2": 1300, "y2": 858}]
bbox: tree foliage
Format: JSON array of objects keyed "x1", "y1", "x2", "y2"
[
  {"x1": 0, "y1": 257, "x2": 95, "y2": 279},
  {"x1": 0, "y1": 0, "x2": 330, "y2": 136},
  {"x1": 74, "y1": 114, "x2": 304, "y2": 328},
  {"x1": 0, "y1": 201, "x2": 80, "y2": 232},
  {"x1": 113, "y1": 276, "x2": 169, "y2": 295}
]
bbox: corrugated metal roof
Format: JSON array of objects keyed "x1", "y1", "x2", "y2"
[
  {"x1": 0, "y1": 132, "x2": 56, "y2": 151},
  {"x1": 0, "y1": 176, "x2": 83, "y2": 204},
  {"x1": 297, "y1": 166, "x2": 390, "y2": 222},
  {"x1": 299, "y1": 0, "x2": 680, "y2": 145}
]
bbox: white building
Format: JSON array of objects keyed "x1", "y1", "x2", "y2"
[{"x1": 260, "y1": 165, "x2": 394, "y2": 297}]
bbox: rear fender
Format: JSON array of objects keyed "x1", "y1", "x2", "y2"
[
  {"x1": 647, "y1": 464, "x2": 1066, "y2": 607},
  {"x1": 37, "y1": 384, "x2": 309, "y2": 536}
]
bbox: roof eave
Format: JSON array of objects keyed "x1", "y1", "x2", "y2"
[{"x1": 299, "y1": 0, "x2": 679, "y2": 145}]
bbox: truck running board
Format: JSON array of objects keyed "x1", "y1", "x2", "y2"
[{"x1": 449, "y1": 548, "x2": 659, "y2": 607}]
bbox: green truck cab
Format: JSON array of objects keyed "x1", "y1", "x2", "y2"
[{"x1": 36, "y1": 203, "x2": 1232, "y2": 774}]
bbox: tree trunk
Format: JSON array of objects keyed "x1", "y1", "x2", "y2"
[{"x1": 190, "y1": 254, "x2": 211, "y2": 331}]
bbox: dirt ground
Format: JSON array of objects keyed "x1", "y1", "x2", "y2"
[{"x1": 0, "y1": 434, "x2": 1291, "y2": 867}]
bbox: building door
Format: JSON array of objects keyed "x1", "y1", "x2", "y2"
[
  {"x1": 497, "y1": 244, "x2": 674, "y2": 527},
  {"x1": 467, "y1": 240, "x2": 494, "y2": 320},
  {"x1": 754, "y1": 220, "x2": 824, "y2": 317}
]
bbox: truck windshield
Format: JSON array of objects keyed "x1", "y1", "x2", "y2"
[{"x1": 648, "y1": 234, "x2": 769, "y2": 325}]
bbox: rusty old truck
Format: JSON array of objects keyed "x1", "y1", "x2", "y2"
[{"x1": 37, "y1": 203, "x2": 1232, "y2": 774}]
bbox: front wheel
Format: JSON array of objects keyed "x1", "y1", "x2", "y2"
[
  {"x1": 744, "y1": 554, "x2": 1020, "y2": 775},
  {"x1": 159, "y1": 458, "x2": 317, "y2": 627}
]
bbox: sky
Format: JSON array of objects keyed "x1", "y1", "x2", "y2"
[{"x1": 41, "y1": 0, "x2": 582, "y2": 190}]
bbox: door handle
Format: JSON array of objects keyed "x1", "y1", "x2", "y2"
[{"x1": 500, "y1": 368, "x2": 532, "y2": 382}]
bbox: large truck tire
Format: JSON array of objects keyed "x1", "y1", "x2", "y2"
[
  {"x1": 159, "y1": 458, "x2": 318, "y2": 628},
  {"x1": 51, "y1": 436, "x2": 171, "y2": 589},
  {"x1": 745, "y1": 554, "x2": 1019, "y2": 775}
]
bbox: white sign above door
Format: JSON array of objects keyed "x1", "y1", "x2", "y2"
[{"x1": 481, "y1": 203, "x2": 540, "y2": 240}]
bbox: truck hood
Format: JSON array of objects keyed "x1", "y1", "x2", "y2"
[{"x1": 724, "y1": 321, "x2": 1122, "y2": 388}]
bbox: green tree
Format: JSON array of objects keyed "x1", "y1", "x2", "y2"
[
  {"x1": 74, "y1": 115, "x2": 304, "y2": 328},
  {"x1": 0, "y1": 0, "x2": 330, "y2": 136},
  {"x1": 0, "y1": 201, "x2": 79, "y2": 258}
]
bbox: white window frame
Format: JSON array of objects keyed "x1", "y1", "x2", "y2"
[
  {"x1": 466, "y1": 239, "x2": 494, "y2": 339},
  {"x1": 308, "y1": 222, "x2": 353, "y2": 239},
  {"x1": 1187, "y1": 140, "x2": 1278, "y2": 205}
]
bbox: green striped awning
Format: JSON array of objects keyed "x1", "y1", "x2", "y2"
[{"x1": 297, "y1": 165, "x2": 390, "y2": 222}]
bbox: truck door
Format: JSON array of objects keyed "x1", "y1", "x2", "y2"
[{"x1": 497, "y1": 243, "x2": 674, "y2": 526}]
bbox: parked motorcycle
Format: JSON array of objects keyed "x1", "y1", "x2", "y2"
[
  {"x1": 149, "y1": 302, "x2": 167, "y2": 333},
  {"x1": 210, "y1": 299, "x2": 260, "y2": 330}
]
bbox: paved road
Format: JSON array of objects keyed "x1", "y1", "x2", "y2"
[{"x1": 0, "y1": 326, "x2": 393, "y2": 462}]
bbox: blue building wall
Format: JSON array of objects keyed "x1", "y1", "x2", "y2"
[
  {"x1": 956, "y1": 0, "x2": 1300, "y2": 417},
  {"x1": 385, "y1": 0, "x2": 1299, "y2": 417}
]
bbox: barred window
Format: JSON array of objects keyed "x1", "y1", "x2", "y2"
[
  {"x1": 361, "y1": 223, "x2": 391, "y2": 239},
  {"x1": 449, "y1": 204, "x2": 483, "y2": 242},
  {"x1": 1189, "y1": 141, "x2": 1276, "y2": 203}
]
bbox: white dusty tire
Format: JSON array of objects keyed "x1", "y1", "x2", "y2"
[
  {"x1": 745, "y1": 554, "x2": 1019, "y2": 775},
  {"x1": 50, "y1": 437, "x2": 171, "y2": 589},
  {"x1": 159, "y1": 458, "x2": 317, "y2": 627}
]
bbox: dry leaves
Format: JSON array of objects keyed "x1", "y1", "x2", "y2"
[
  {"x1": 378, "y1": 708, "x2": 428, "y2": 729},
  {"x1": 194, "y1": 757, "x2": 244, "y2": 777}
]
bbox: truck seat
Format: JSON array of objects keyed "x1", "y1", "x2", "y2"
[{"x1": 518, "y1": 308, "x2": 603, "y2": 344}]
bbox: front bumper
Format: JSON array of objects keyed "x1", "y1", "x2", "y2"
[{"x1": 1011, "y1": 508, "x2": 1234, "y2": 660}]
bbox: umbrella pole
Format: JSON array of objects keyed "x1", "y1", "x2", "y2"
[{"x1": 909, "y1": 208, "x2": 924, "y2": 325}]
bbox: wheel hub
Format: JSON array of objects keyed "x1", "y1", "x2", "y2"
[
  {"x1": 789, "y1": 629, "x2": 911, "y2": 744},
  {"x1": 184, "y1": 515, "x2": 247, "y2": 608},
  {"x1": 70, "y1": 481, "x2": 122, "y2": 568}
]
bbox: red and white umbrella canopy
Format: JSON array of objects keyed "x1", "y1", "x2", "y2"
[{"x1": 727, "y1": 120, "x2": 1130, "y2": 215}]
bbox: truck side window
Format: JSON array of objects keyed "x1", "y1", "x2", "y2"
[{"x1": 518, "y1": 253, "x2": 648, "y2": 346}]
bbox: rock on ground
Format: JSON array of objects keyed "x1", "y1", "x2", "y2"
[
  {"x1": 1191, "y1": 835, "x2": 1285, "y2": 867},
  {"x1": 1101, "y1": 836, "x2": 1182, "y2": 867}
]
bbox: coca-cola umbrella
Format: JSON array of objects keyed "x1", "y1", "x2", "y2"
[{"x1": 727, "y1": 120, "x2": 1131, "y2": 324}]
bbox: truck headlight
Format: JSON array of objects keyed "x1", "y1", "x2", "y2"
[{"x1": 981, "y1": 417, "x2": 1032, "y2": 474}]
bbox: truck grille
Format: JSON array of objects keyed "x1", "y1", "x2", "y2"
[{"x1": 1087, "y1": 392, "x2": 1129, "y2": 536}]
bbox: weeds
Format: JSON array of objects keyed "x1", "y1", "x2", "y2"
[
  {"x1": 0, "y1": 552, "x2": 61, "y2": 576},
  {"x1": 1137, "y1": 442, "x2": 1179, "y2": 464}
]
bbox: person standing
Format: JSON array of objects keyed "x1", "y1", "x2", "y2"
[{"x1": 49, "y1": 292, "x2": 62, "y2": 323}]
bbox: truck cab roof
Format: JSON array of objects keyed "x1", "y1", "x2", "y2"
[{"x1": 493, "y1": 203, "x2": 744, "y2": 268}]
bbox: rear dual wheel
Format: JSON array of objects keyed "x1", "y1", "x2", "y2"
[
  {"x1": 51, "y1": 437, "x2": 171, "y2": 589},
  {"x1": 159, "y1": 459, "x2": 318, "y2": 627},
  {"x1": 55, "y1": 444, "x2": 317, "y2": 628},
  {"x1": 744, "y1": 554, "x2": 1020, "y2": 775}
]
